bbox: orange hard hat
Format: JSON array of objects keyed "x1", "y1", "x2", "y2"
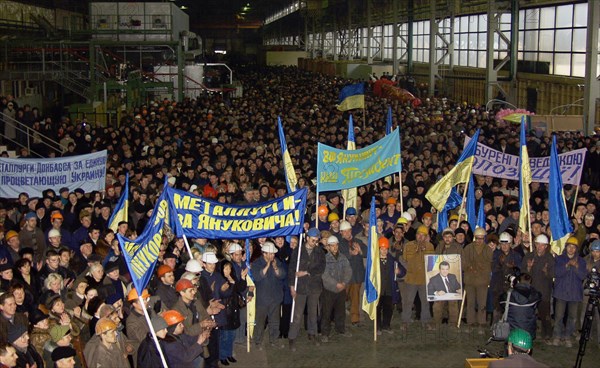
[
  {"x1": 175, "y1": 279, "x2": 194, "y2": 292},
  {"x1": 95, "y1": 317, "x2": 117, "y2": 335},
  {"x1": 157, "y1": 265, "x2": 173, "y2": 278},
  {"x1": 378, "y1": 237, "x2": 390, "y2": 249},
  {"x1": 318, "y1": 205, "x2": 329, "y2": 217},
  {"x1": 127, "y1": 288, "x2": 150, "y2": 302},
  {"x1": 162, "y1": 310, "x2": 185, "y2": 326}
]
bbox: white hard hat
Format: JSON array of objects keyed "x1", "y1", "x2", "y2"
[
  {"x1": 406, "y1": 208, "x2": 417, "y2": 219},
  {"x1": 339, "y1": 220, "x2": 352, "y2": 231},
  {"x1": 185, "y1": 259, "x2": 203, "y2": 273},
  {"x1": 261, "y1": 242, "x2": 277, "y2": 253},
  {"x1": 48, "y1": 229, "x2": 61, "y2": 238},
  {"x1": 228, "y1": 243, "x2": 243, "y2": 253},
  {"x1": 201, "y1": 252, "x2": 219, "y2": 264},
  {"x1": 499, "y1": 232, "x2": 513, "y2": 244},
  {"x1": 401, "y1": 212, "x2": 413, "y2": 222},
  {"x1": 181, "y1": 271, "x2": 199, "y2": 281},
  {"x1": 327, "y1": 235, "x2": 339, "y2": 244},
  {"x1": 534, "y1": 234, "x2": 549, "y2": 245}
]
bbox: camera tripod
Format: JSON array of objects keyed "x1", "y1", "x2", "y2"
[{"x1": 574, "y1": 295, "x2": 599, "y2": 368}]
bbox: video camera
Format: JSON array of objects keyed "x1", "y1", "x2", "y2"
[
  {"x1": 504, "y1": 267, "x2": 521, "y2": 289},
  {"x1": 584, "y1": 267, "x2": 600, "y2": 298}
]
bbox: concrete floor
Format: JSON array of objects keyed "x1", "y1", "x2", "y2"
[{"x1": 232, "y1": 317, "x2": 600, "y2": 368}]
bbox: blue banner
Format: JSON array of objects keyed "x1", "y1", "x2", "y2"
[
  {"x1": 0, "y1": 150, "x2": 107, "y2": 198},
  {"x1": 317, "y1": 128, "x2": 401, "y2": 191},
  {"x1": 166, "y1": 187, "x2": 307, "y2": 239},
  {"x1": 117, "y1": 186, "x2": 170, "y2": 293}
]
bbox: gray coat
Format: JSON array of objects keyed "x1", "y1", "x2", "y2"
[{"x1": 322, "y1": 252, "x2": 352, "y2": 293}]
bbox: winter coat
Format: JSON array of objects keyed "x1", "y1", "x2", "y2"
[
  {"x1": 321, "y1": 252, "x2": 352, "y2": 293},
  {"x1": 252, "y1": 257, "x2": 286, "y2": 306},
  {"x1": 287, "y1": 245, "x2": 326, "y2": 295},
  {"x1": 554, "y1": 253, "x2": 587, "y2": 302},
  {"x1": 500, "y1": 283, "x2": 541, "y2": 339}
]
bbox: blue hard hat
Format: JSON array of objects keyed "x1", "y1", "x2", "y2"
[
  {"x1": 307, "y1": 228, "x2": 320, "y2": 238},
  {"x1": 346, "y1": 207, "x2": 357, "y2": 216},
  {"x1": 591, "y1": 239, "x2": 600, "y2": 252}
]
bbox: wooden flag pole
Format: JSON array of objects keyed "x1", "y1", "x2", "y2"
[
  {"x1": 457, "y1": 289, "x2": 466, "y2": 328},
  {"x1": 570, "y1": 185, "x2": 579, "y2": 216},
  {"x1": 398, "y1": 173, "x2": 404, "y2": 213},
  {"x1": 374, "y1": 311, "x2": 378, "y2": 342}
]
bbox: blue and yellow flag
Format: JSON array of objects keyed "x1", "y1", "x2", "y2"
[
  {"x1": 466, "y1": 175, "x2": 477, "y2": 231},
  {"x1": 342, "y1": 115, "x2": 358, "y2": 217},
  {"x1": 477, "y1": 197, "x2": 486, "y2": 230},
  {"x1": 518, "y1": 117, "x2": 532, "y2": 236},
  {"x1": 278, "y1": 116, "x2": 297, "y2": 193},
  {"x1": 108, "y1": 173, "x2": 129, "y2": 232},
  {"x1": 337, "y1": 83, "x2": 365, "y2": 111},
  {"x1": 386, "y1": 106, "x2": 393, "y2": 135},
  {"x1": 362, "y1": 197, "x2": 380, "y2": 320},
  {"x1": 118, "y1": 178, "x2": 169, "y2": 294},
  {"x1": 426, "y1": 129, "x2": 481, "y2": 211},
  {"x1": 549, "y1": 135, "x2": 573, "y2": 255},
  {"x1": 436, "y1": 188, "x2": 462, "y2": 233}
]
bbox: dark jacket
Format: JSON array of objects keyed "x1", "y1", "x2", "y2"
[
  {"x1": 500, "y1": 283, "x2": 541, "y2": 339},
  {"x1": 287, "y1": 244, "x2": 326, "y2": 295},
  {"x1": 252, "y1": 256, "x2": 287, "y2": 307},
  {"x1": 162, "y1": 333, "x2": 205, "y2": 368},
  {"x1": 554, "y1": 253, "x2": 587, "y2": 302}
]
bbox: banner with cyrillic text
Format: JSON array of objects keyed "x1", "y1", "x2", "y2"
[
  {"x1": 317, "y1": 128, "x2": 401, "y2": 191},
  {"x1": 167, "y1": 187, "x2": 307, "y2": 239},
  {"x1": 463, "y1": 136, "x2": 585, "y2": 185},
  {"x1": 117, "y1": 189, "x2": 170, "y2": 293},
  {"x1": 0, "y1": 151, "x2": 107, "y2": 198}
]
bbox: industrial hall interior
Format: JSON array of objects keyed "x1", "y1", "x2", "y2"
[{"x1": 0, "y1": 1, "x2": 600, "y2": 368}]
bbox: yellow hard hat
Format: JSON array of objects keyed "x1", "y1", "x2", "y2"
[{"x1": 327, "y1": 213, "x2": 339, "y2": 222}]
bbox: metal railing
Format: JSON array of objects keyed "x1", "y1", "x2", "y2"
[{"x1": 0, "y1": 112, "x2": 66, "y2": 157}]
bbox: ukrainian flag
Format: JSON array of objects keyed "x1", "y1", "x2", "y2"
[
  {"x1": 477, "y1": 197, "x2": 486, "y2": 230},
  {"x1": 108, "y1": 173, "x2": 128, "y2": 232},
  {"x1": 337, "y1": 83, "x2": 365, "y2": 111},
  {"x1": 386, "y1": 106, "x2": 393, "y2": 135},
  {"x1": 426, "y1": 129, "x2": 481, "y2": 211},
  {"x1": 549, "y1": 135, "x2": 573, "y2": 255},
  {"x1": 342, "y1": 115, "x2": 358, "y2": 216},
  {"x1": 278, "y1": 116, "x2": 297, "y2": 193},
  {"x1": 362, "y1": 197, "x2": 380, "y2": 321},
  {"x1": 466, "y1": 175, "x2": 477, "y2": 230},
  {"x1": 518, "y1": 117, "x2": 532, "y2": 236}
]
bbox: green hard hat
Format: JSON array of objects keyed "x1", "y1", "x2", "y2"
[{"x1": 508, "y1": 328, "x2": 532, "y2": 350}]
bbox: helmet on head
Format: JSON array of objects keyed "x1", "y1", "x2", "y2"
[
  {"x1": 327, "y1": 213, "x2": 339, "y2": 222},
  {"x1": 416, "y1": 225, "x2": 429, "y2": 235},
  {"x1": 401, "y1": 212, "x2": 413, "y2": 222},
  {"x1": 473, "y1": 227, "x2": 486, "y2": 237},
  {"x1": 499, "y1": 232, "x2": 513, "y2": 244},
  {"x1": 48, "y1": 229, "x2": 61, "y2": 238},
  {"x1": 378, "y1": 237, "x2": 389, "y2": 249},
  {"x1": 591, "y1": 239, "x2": 600, "y2": 252},
  {"x1": 185, "y1": 260, "x2": 203, "y2": 273},
  {"x1": 327, "y1": 236, "x2": 339, "y2": 245},
  {"x1": 534, "y1": 234, "x2": 549, "y2": 245},
  {"x1": 346, "y1": 207, "x2": 357, "y2": 216},
  {"x1": 318, "y1": 205, "x2": 329, "y2": 217},
  {"x1": 95, "y1": 318, "x2": 117, "y2": 335},
  {"x1": 508, "y1": 328, "x2": 532, "y2": 350},
  {"x1": 566, "y1": 236, "x2": 579, "y2": 247},
  {"x1": 162, "y1": 310, "x2": 185, "y2": 326},
  {"x1": 340, "y1": 221, "x2": 352, "y2": 231},
  {"x1": 127, "y1": 288, "x2": 150, "y2": 302}
]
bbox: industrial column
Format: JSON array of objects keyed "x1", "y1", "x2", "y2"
[{"x1": 583, "y1": 0, "x2": 599, "y2": 135}]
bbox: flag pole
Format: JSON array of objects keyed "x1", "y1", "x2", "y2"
[
  {"x1": 459, "y1": 179, "x2": 471, "y2": 221},
  {"x1": 398, "y1": 173, "x2": 404, "y2": 213},
  {"x1": 290, "y1": 234, "x2": 305, "y2": 323},
  {"x1": 181, "y1": 234, "x2": 194, "y2": 261},
  {"x1": 374, "y1": 310, "x2": 377, "y2": 342},
  {"x1": 457, "y1": 289, "x2": 466, "y2": 328},
  {"x1": 139, "y1": 295, "x2": 169, "y2": 368},
  {"x1": 362, "y1": 107, "x2": 366, "y2": 130},
  {"x1": 570, "y1": 185, "x2": 579, "y2": 216}
]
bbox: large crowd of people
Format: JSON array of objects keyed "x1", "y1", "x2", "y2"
[{"x1": 0, "y1": 64, "x2": 600, "y2": 367}]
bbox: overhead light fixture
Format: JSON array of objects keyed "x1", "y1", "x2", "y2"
[{"x1": 180, "y1": 6, "x2": 188, "y2": 10}]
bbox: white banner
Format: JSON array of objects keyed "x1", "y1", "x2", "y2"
[
  {"x1": 463, "y1": 137, "x2": 585, "y2": 185},
  {"x1": 0, "y1": 151, "x2": 107, "y2": 198}
]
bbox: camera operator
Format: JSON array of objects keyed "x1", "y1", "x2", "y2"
[
  {"x1": 488, "y1": 329, "x2": 549, "y2": 368},
  {"x1": 499, "y1": 272, "x2": 541, "y2": 339},
  {"x1": 521, "y1": 234, "x2": 555, "y2": 343},
  {"x1": 580, "y1": 239, "x2": 600, "y2": 343}
]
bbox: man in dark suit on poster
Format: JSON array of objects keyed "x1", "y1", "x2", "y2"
[{"x1": 427, "y1": 261, "x2": 461, "y2": 298}]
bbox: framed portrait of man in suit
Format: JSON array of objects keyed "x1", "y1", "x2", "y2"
[{"x1": 425, "y1": 254, "x2": 463, "y2": 301}]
